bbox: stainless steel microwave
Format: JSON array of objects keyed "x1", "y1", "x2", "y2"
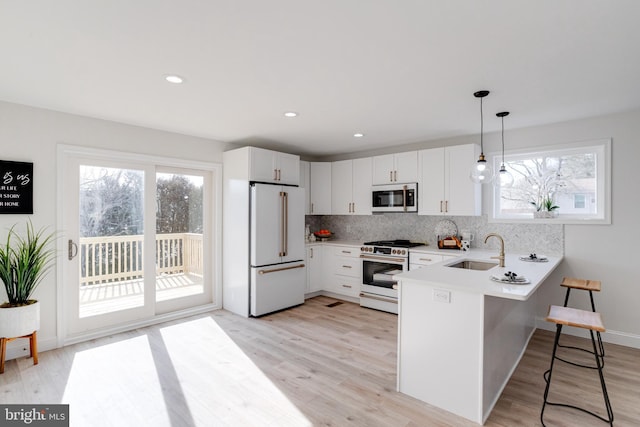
[{"x1": 371, "y1": 183, "x2": 417, "y2": 213}]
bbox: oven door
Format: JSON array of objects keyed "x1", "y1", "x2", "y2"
[
  {"x1": 360, "y1": 254, "x2": 407, "y2": 298},
  {"x1": 371, "y1": 183, "x2": 417, "y2": 213}
]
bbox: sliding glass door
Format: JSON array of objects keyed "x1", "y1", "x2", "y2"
[{"x1": 59, "y1": 148, "x2": 217, "y2": 338}]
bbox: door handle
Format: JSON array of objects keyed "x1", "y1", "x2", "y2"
[
  {"x1": 258, "y1": 263, "x2": 305, "y2": 275},
  {"x1": 283, "y1": 191, "x2": 288, "y2": 256},
  {"x1": 394, "y1": 170, "x2": 397, "y2": 182},
  {"x1": 389, "y1": 171, "x2": 393, "y2": 182},
  {"x1": 68, "y1": 239, "x2": 78, "y2": 260}
]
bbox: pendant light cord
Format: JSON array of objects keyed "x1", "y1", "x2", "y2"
[
  {"x1": 501, "y1": 115, "x2": 505, "y2": 165},
  {"x1": 480, "y1": 97, "x2": 484, "y2": 154}
]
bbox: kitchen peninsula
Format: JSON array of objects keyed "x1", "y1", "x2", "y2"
[{"x1": 395, "y1": 250, "x2": 562, "y2": 424}]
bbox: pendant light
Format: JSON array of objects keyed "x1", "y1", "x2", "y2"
[
  {"x1": 469, "y1": 90, "x2": 493, "y2": 184},
  {"x1": 494, "y1": 111, "x2": 514, "y2": 188}
]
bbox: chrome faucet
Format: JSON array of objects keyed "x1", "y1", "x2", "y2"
[{"x1": 484, "y1": 233, "x2": 505, "y2": 267}]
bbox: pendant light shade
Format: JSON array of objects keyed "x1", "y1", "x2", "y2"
[
  {"x1": 494, "y1": 111, "x2": 514, "y2": 188},
  {"x1": 470, "y1": 90, "x2": 493, "y2": 184}
]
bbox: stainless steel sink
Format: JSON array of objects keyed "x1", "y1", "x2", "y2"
[{"x1": 446, "y1": 260, "x2": 498, "y2": 271}]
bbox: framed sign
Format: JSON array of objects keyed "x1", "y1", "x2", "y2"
[{"x1": 0, "y1": 160, "x2": 33, "y2": 214}]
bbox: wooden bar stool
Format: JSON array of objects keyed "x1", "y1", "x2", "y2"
[
  {"x1": 561, "y1": 277, "x2": 605, "y2": 359},
  {"x1": 0, "y1": 331, "x2": 38, "y2": 374},
  {"x1": 541, "y1": 305, "x2": 613, "y2": 426}
]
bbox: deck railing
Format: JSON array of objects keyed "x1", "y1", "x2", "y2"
[{"x1": 79, "y1": 233, "x2": 203, "y2": 286}]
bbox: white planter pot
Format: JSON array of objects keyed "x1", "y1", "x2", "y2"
[
  {"x1": 533, "y1": 211, "x2": 559, "y2": 219},
  {"x1": 0, "y1": 301, "x2": 40, "y2": 338}
]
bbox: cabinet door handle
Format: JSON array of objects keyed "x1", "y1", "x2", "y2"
[
  {"x1": 389, "y1": 171, "x2": 393, "y2": 182},
  {"x1": 342, "y1": 265, "x2": 352, "y2": 269},
  {"x1": 310, "y1": 248, "x2": 314, "y2": 258},
  {"x1": 342, "y1": 284, "x2": 352, "y2": 288},
  {"x1": 311, "y1": 203, "x2": 314, "y2": 213},
  {"x1": 341, "y1": 250, "x2": 351, "y2": 254},
  {"x1": 445, "y1": 200, "x2": 448, "y2": 212},
  {"x1": 274, "y1": 169, "x2": 278, "y2": 180},
  {"x1": 394, "y1": 170, "x2": 397, "y2": 182},
  {"x1": 440, "y1": 200, "x2": 443, "y2": 212},
  {"x1": 419, "y1": 257, "x2": 432, "y2": 261},
  {"x1": 352, "y1": 202, "x2": 355, "y2": 213}
]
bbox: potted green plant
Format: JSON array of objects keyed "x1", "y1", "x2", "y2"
[
  {"x1": 531, "y1": 196, "x2": 559, "y2": 218},
  {"x1": 0, "y1": 221, "x2": 56, "y2": 339}
]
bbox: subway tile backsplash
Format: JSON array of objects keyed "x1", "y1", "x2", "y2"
[{"x1": 306, "y1": 214, "x2": 564, "y2": 255}]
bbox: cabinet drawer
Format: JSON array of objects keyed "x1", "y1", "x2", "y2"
[
  {"x1": 333, "y1": 256, "x2": 361, "y2": 278},
  {"x1": 409, "y1": 253, "x2": 443, "y2": 266},
  {"x1": 332, "y1": 246, "x2": 360, "y2": 258},
  {"x1": 332, "y1": 275, "x2": 361, "y2": 298}
]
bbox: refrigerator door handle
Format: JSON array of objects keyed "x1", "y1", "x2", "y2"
[
  {"x1": 258, "y1": 263, "x2": 305, "y2": 275},
  {"x1": 278, "y1": 191, "x2": 289, "y2": 257},
  {"x1": 283, "y1": 191, "x2": 288, "y2": 256}
]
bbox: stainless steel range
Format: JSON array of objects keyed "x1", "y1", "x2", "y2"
[{"x1": 360, "y1": 240, "x2": 424, "y2": 314}]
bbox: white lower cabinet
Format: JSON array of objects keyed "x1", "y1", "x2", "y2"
[
  {"x1": 409, "y1": 251, "x2": 460, "y2": 270},
  {"x1": 305, "y1": 244, "x2": 323, "y2": 295},
  {"x1": 323, "y1": 244, "x2": 361, "y2": 298}
]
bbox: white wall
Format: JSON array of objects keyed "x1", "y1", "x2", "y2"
[
  {"x1": 0, "y1": 101, "x2": 228, "y2": 355},
  {"x1": 496, "y1": 109, "x2": 640, "y2": 347}
]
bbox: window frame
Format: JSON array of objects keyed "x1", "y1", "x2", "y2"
[{"x1": 489, "y1": 138, "x2": 611, "y2": 224}]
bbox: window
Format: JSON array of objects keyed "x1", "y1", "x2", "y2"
[{"x1": 491, "y1": 139, "x2": 611, "y2": 224}]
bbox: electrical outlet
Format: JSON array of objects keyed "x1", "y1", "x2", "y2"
[{"x1": 433, "y1": 289, "x2": 451, "y2": 303}]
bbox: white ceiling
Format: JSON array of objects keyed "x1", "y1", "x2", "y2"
[{"x1": 1, "y1": 1, "x2": 639, "y2": 157}]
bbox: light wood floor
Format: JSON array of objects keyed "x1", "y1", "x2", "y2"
[{"x1": 2, "y1": 296, "x2": 639, "y2": 426}]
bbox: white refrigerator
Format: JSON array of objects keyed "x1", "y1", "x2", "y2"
[{"x1": 250, "y1": 183, "x2": 306, "y2": 316}]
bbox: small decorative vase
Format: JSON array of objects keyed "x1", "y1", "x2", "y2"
[{"x1": 0, "y1": 301, "x2": 40, "y2": 338}]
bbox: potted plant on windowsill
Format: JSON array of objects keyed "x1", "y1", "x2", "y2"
[
  {"x1": 0, "y1": 221, "x2": 56, "y2": 341},
  {"x1": 531, "y1": 196, "x2": 559, "y2": 219}
]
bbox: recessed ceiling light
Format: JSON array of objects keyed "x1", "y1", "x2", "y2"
[
  {"x1": 164, "y1": 74, "x2": 185, "y2": 84},
  {"x1": 284, "y1": 111, "x2": 298, "y2": 118},
  {"x1": 353, "y1": 133, "x2": 365, "y2": 138}
]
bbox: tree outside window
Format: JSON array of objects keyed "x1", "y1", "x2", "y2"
[{"x1": 491, "y1": 139, "x2": 610, "y2": 223}]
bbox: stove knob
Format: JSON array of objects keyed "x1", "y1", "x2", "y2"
[
  {"x1": 361, "y1": 247, "x2": 364, "y2": 251},
  {"x1": 392, "y1": 249, "x2": 397, "y2": 254},
  {"x1": 402, "y1": 249, "x2": 406, "y2": 255}
]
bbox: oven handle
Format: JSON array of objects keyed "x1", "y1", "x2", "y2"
[
  {"x1": 359, "y1": 292, "x2": 398, "y2": 304},
  {"x1": 360, "y1": 254, "x2": 405, "y2": 263}
]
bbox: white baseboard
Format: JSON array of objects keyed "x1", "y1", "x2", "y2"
[{"x1": 536, "y1": 316, "x2": 640, "y2": 349}]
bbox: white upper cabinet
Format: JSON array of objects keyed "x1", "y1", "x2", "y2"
[
  {"x1": 300, "y1": 161, "x2": 311, "y2": 214},
  {"x1": 419, "y1": 144, "x2": 481, "y2": 216},
  {"x1": 309, "y1": 162, "x2": 332, "y2": 215},
  {"x1": 331, "y1": 160, "x2": 352, "y2": 215},
  {"x1": 352, "y1": 158, "x2": 373, "y2": 215},
  {"x1": 372, "y1": 151, "x2": 418, "y2": 184},
  {"x1": 331, "y1": 158, "x2": 372, "y2": 215},
  {"x1": 249, "y1": 147, "x2": 299, "y2": 185}
]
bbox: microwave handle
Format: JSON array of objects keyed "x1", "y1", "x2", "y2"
[{"x1": 403, "y1": 185, "x2": 408, "y2": 212}]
